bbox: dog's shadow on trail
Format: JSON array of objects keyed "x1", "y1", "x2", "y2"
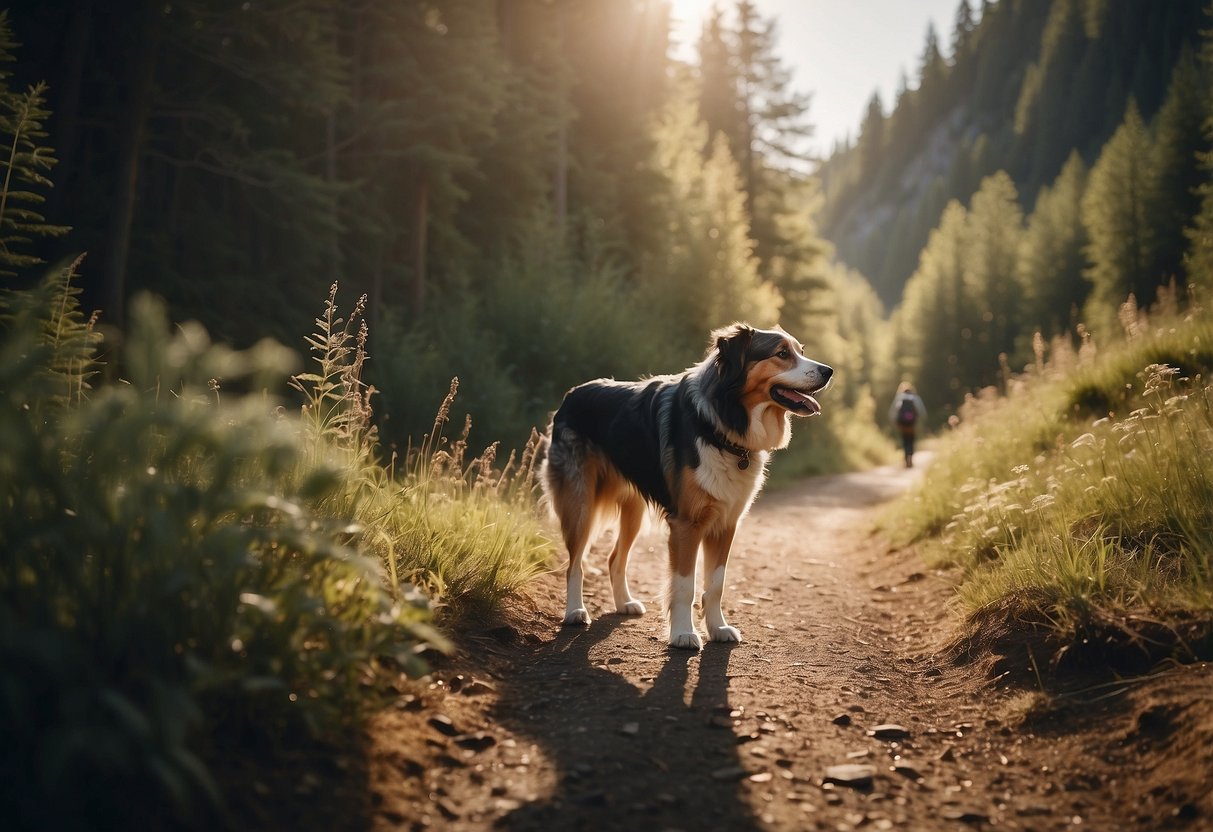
[{"x1": 496, "y1": 615, "x2": 763, "y2": 831}]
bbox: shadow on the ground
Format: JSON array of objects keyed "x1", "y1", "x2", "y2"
[{"x1": 495, "y1": 614, "x2": 762, "y2": 832}]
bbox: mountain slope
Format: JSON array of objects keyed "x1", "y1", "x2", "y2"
[{"x1": 818, "y1": 0, "x2": 1207, "y2": 307}]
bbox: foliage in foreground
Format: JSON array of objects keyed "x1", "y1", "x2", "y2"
[
  {"x1": 888, "y1": 301, "x2": 1213, "y2": 665},
  {"x1": 0, "y1": 273, "x2": 551, "y2": 829}
]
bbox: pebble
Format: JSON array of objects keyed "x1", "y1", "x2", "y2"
[
  {"x1": 832, "y1": 713, "x2": 853, "y2": 726},
  {"x1": 868, "y1": 724, "x2": 911, "y2": 740},
  {"x1": 460, "y1": 679, "x2": 496, "y2": 696},
  {"x1": 453, "y1": 732, "x2": 497, "y2": 751},
  {"x1": 1017, "y1": 805, "x2": 1053, "y2": 817},
  {"x1": 941, "y1": 809, "x2": 990, "y2": 824},
  {"x1": 824, "y1": 764, "x2": 877, "y2": 789},
  {"x1": 428, "y1": 714, "x2": 459, "y2": 736}
]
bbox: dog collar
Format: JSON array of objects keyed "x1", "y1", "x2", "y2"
[{"x1": 708, "y1": 431, "x2": 752, "y2": 470}]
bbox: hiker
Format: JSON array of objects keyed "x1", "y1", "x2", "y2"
[{"x1": 889, "y1": 382, "x2": 927, "y2": 468}]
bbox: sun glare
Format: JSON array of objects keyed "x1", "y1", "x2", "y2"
[
  {"x1": 667, "y1": 0, "x2": 717, "y2": 29},
  {"x1": 666, "y1": 0, "x2": 718, "y2": 58}
]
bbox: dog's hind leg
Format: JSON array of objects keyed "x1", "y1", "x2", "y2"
[
  {"x1": 608, "y1": 494, "x2": 646, "y2": 615},
  {"x1": 545, "y1": 427, "x2": 596, "y2": 626},
  {"x1": 559, "y1": 501, "x2": 595, "y2": 626},
  {"x1": 702, "y1": 525, "x2": 741, "y2": 643}
]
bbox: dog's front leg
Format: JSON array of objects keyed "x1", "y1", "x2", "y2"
[
  {"x1": 666, "y1": 519, "x2": 704, "y2": 650},
  {"x1": 702, "y1": 525, "x2": 741, "y2": 643}
]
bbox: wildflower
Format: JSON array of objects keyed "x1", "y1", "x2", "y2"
[
  {"x1": 1030, "y1": 494, "x2": 1055, "y2": 510},
  {"x1": 1070, "y1": 433, "x2": 1097, "y2": 449}
]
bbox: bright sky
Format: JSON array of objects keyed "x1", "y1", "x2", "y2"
[{"x1": 668, "y1": 0, "x2": 969, "y2": 159}]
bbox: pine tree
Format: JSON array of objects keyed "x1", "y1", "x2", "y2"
[
  {"x1": 1149, "y1": 47, "x2": 1210, "y2": 285},
  {"x1": 345, "y1": 0, "x2": 503, "y2": 322},
  {"x1": 950, "y1": 0, "x2": 977, "y2": 64},
  {"x1": 1018, "y1": 151, "x2": 1089, "y2": 338},
  {"x1": 730, "y1": 2, "x2": 814, "y2": 205},
  {"x1": 459, "y1": 3, "x2": 571, "y2": 258},
  {"x1": 697, "y1": 7, "x2": 741, "y2": 153},
  {"x1": 1082, "y1": 99, "x2": 1158, "y2": 332},
  {"x1": 1183, "y1": 8, "x2": 1213, "y2": 296},
  {"x1": 640, "y1": 87, "x2": 780, "y2": 346},
  {"x1": 916, "y1": 23, "x2": 948, "y2": 123},
  {"x1": 857, "y1": 93, "x2": 885, "y2": 185},
  {"x1": 895, "y1": 200, "x2": 969, "y2": 408},
  {"x1": 83, "y1": 0, "x2": 350, "y2": 336},
  {"x1": 963, "y1": 171, "x2": 1024, "y2": 378},
  {"x1": 1185, "y1": 155, "x2": 1213, "y2": 295},
  {"x1": 702, "y1": 2, "x2": 821, "y2": 315}
]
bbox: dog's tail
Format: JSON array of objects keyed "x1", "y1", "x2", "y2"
[{"x1": 538, "y1": 418, "x2": 580, "y2": 521}]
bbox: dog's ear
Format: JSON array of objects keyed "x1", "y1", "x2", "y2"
[
  {"x1": 709, "y1": 323, "x2": 754, "y2": 373},
  {"x1": 707, "y1": 323, "x2": 753, "y2": 435}
]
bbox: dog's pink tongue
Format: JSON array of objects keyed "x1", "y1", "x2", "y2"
[{"x1": 784, "y1": 388, "x2": 822, "y2": 415}]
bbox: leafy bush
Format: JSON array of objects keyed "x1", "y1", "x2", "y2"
[{"x1": 0, "y1": 276, "x2": 442, "y2": 829}]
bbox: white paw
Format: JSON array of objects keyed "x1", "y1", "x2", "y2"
[
  {"x1": 563, "y1": 608, "x2": 591, "y2": 626},
  {"x1": 669, "y1": 631, "x2": 703, "y2": 651},
  {"x1": 616, "y1": 599, "x2": 647, "y2": 616},
  {"x1": 709, "y1": 625, "x2": 742, "y2": 643}
]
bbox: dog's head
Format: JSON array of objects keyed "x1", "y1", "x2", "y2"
[{"x1": 704, "y1": 323, "x2": 834, "y2": 449}]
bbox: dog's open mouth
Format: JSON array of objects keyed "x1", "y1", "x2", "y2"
[{"x1": 771, "y1": 385, "x2": 821, "y2": 416}]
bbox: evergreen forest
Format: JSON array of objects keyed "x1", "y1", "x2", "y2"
[
  {"x1": 5, "y1": 0, "x2": 1210, "y2": 445},
  {"x1": 3, "y1": 0, "x2": 880, "y2": 470}
]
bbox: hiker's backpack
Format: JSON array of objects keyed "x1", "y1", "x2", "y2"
[{"x1": 896, "y1": 397, "x2": 917, "y2": 427}]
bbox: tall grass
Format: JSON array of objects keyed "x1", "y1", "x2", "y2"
[
  {"x1": 291, "y1": 287, "x2": 553, "y2": 623},
  {"x1": 888, "y1": 298, "x2": 1213, "y2": 659}
]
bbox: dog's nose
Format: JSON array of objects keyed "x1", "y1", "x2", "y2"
[{"x1": 819, "y1": 365, "x2": 833, "y2": 382}]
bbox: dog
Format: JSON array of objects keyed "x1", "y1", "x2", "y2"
[{"x1": 540, "y1": 323, "x2": 833, "y2": 650}]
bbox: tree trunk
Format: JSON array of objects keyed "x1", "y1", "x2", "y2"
[
  {"x1": 554, "y1": 120, "x2": 568, "y2": 235},
  {"x1": 325, "y1": 111, "x2": 340, "y2": 279},
  {"x1": 410, "y1": 173, "x2": 429, "y2": 319},
  {"x1": 48, "y1": 0, "x2": 92, "y2": 223},
  {"x1": 102, "y1": 10, "x2": 158, "y2": 330},
  {"x1": 370, "y1": 242, "x2": 384, "y2": 331}
]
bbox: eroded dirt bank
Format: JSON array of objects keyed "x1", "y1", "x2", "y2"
[{"x1": 365, "y1": 459, "x2": 1213, "y2": 832}]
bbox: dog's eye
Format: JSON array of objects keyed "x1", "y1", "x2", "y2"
[{"x1": 777, "y1": 348, "x2": 790, "y2": 360}]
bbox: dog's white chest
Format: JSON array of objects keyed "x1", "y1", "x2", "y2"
[{"x1": 694, "y1": 443, "x2": 766, "y2": 521}]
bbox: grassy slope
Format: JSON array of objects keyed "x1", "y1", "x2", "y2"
[{"x1": 885, "y1": 306, "x2": 1213, "y2": 672}]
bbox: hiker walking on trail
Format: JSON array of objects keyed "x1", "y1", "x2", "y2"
[{"x1": 889, "y1": 382, "x2": 927, "y2": 468}]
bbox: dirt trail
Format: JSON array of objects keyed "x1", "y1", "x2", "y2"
[{"x1": 368, "y1": 457, "x2": 1213, "y2": 832}]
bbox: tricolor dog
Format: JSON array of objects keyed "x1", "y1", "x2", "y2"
[{"x1": 541, "y1": 324, "x2": 833, "y2": 650}]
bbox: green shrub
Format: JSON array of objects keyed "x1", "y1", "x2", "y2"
[{"x1": 0, "y1": 280, "x2": 442, "y2": 830}]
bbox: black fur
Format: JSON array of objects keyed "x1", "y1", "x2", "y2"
[
  {"x1": 546, "y1": 326, "x2": 756, "y2": 518},
  {"x1": 706, "y1": 325, "x2": 752, "y2": 437}
]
